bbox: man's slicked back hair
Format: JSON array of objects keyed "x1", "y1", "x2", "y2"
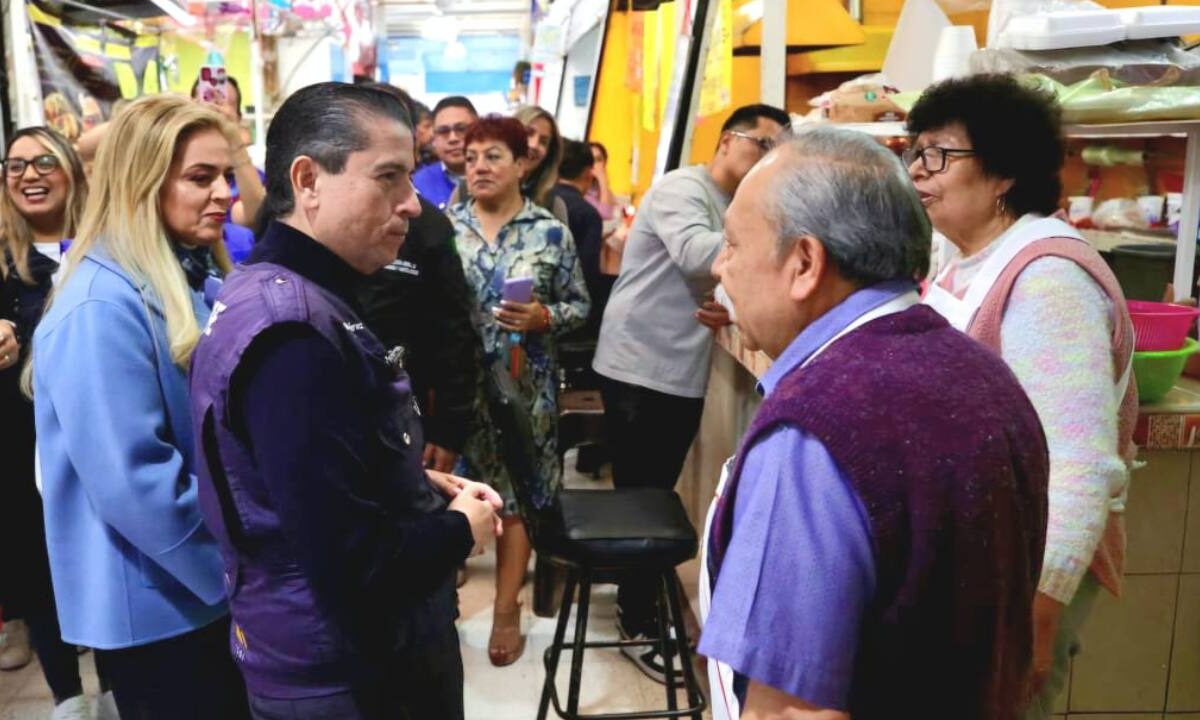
[{"x1": 263, "y1": 82, "x2": 411, "y2": 222}]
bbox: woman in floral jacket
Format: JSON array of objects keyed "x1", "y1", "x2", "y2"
[{"x1": 448, "y1": 114, "x2": 589, "y2": 668}]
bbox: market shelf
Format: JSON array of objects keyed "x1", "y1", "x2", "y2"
[
  {"x1": 834, "y1": 118, "x2": 1200, "y2": 301},
  {"x1": 832, "y1": 118, "x2": 1200, "y2": 138}
]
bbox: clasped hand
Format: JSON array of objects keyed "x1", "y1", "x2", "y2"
[
  {"x1": 0, "y1": 320, "x2": 20, "y2": 371},
  {"x1": 427, "y1": 469, "x2": 504, "y2": 556}
]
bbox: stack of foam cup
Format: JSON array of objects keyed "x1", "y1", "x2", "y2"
[{"x1": 931, "y1": 26, "x2": 979, "y2": 82}]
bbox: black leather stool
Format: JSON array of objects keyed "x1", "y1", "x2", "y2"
[
  {"x1": 482, "y1": 369, "x2": 705, "y2": 718},
  {"x1": 535, "y1": 488, "x2": 706, "y2": 720}
]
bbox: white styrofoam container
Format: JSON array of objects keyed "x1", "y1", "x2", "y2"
[
  {"x1": 996, "y1": 10, "x2": 1125, "y2": 50},
  {"x1": 1120, "y1": 5, "x2": 1200, "y2": 40}
]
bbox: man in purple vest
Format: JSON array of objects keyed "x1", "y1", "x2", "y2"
[
  {"x1": 189, "y1": 82, "x2": 503, "y2": 720},
  {"x1": 698, "y1": 127, "x2": 1050, "y2": 720}
]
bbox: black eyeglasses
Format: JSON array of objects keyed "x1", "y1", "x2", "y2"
[
  {"x1": 434, "y1": 122, "x2": 471, "y2": 138},
  {"x1": 3, "y1": 154, "x2": 61, "y2": 177},
  {"x1": 902, "y1": 145, "x2": 976, "y2": 174}
]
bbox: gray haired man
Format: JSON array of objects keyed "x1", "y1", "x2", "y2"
[{"x1": 699, "y1": 127, "x2": 1049, "y2": 719}]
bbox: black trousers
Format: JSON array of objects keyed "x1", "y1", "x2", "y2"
[
  {"x1": 248, "y1": 623, "x2": 464, "y2": 720},
  {"x1": 600, "y1": 376, "x2": 704, "y2": 636},
  {"x1": 4, "y1": 483, "x2": 91, "y2": 705},
  {"x1": 26, "y1": 604, "x2": 104, "y2": 704},
  {"x1": 94, "y1": 616, "x2": 250, "y2": 720},
  {"x1": 1, "y1": 398, "x2": 104, "y2": 704}
]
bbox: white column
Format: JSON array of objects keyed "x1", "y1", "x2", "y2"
[
  {"x1": 249, "y1": 0, "x2": 266, "y2": 159},
  {"x1": 1174, "y1": 127, "x2": 1200, "y2": 300},
  {"x1": 760, "y1": 0, "x2": 787, "y2": 107},
  {"x1": 6, "y1": 1, "x2": 44, "y2": 128}
]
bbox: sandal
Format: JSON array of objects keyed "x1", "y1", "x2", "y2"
[{"x1": 488, "y1": 605, "x2": 527, "y2": 667}]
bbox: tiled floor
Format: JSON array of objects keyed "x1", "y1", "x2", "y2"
[
  {"x1": 0, "y1": 451, "x2": 712, "y2": 719},
  {"x1": 0, "y1": 640, "x2": 107, "y2": 720}
]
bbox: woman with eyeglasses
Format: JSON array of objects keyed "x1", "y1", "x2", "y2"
[
  {"x1": 909, "y1": 74, "x2": 1135, "y2": 720},
  {"x1": 27, "y1": 95, "x2": 249, "y2": 719},
  {"x1": 0, "y1": 127, "x2": 120, "y2": 720}
]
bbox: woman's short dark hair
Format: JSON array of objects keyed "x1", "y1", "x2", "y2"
[
  {"x1": 464, "y1": 115, "x2": 529, "y2": 164},
  {"x1": 589, "y1": 141, "x2": 608, "y2": 161},
  {"x1": 906, "y1": 74, "x2": 1064, "y2": 217}
]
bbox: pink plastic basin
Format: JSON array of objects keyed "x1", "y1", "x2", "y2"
[{"x1": 1127, "y1": 300, "x2": 1200, "y2": 352}]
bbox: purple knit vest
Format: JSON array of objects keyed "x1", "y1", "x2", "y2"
[{"x1": 710, "y1": 305, "x2": 1049, "y2": 720}]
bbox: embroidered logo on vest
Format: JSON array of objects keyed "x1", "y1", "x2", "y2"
[
  {"x1": 203, "y1": 301, "x2": 227, "y2": 336},
  {"x1": 233, "y1": 622, "x2": 249, "y2": 663},
  {"x1": 385, "y1": 259, "x2": 420, "y2": 277}
]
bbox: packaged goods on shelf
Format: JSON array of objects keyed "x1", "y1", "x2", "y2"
[
  {"x1": 1024, "y1": 70, "x2": 1200, "y2": 124},
  {"x1": 970, "y1": 40, "x2": 1200, "y2": 87}
]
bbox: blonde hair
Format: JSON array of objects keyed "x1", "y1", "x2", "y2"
[
  {"x1": 44, "y1": 94, "x2": 236, "y2": 369},
  {"x1": 514, "y1": 106, "x2": 562, "y2": 210},
  {"x1": 1, "y1": 127, "x2": 88, "y2": 283}
]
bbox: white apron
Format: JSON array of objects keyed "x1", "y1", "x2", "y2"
[
  {"x1": 923, "y1": 216, "x2": 1133, "y2": 510},
  {"x1": 697, "y1": 290, "x2": 919, "y2": 720},
  {"x1": 922, "y1": 216, "x2": 1082, "y2": 333}
]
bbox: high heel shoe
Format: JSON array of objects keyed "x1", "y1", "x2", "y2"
[{"x1": 488, "y1": 605, "x2": 526, "y2": 667}]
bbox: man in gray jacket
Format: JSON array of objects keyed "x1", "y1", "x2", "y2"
[{"x1": 592, "y1": 103, "x2": 789, "y2": 682}]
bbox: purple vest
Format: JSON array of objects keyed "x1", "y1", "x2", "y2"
[
  {"x1": 189, "y1": 262, "x2": 453, "y2": 698},
  {"x1": 711, "y1": 305, "x2": 1049, "y2": 720}
]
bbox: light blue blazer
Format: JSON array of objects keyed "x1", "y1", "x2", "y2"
[{"x1": 32, "y1": 246, "x2": 227, "y2": 649}]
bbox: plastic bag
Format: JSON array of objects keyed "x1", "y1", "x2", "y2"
[
  {"x1": 805, "y1": 73, "x2": 907, "y2": 122},
  {"x1": 970, "y1": 39, "x2": 1200, "y2": 86},
  {"x1": 807, "y1": 73, "x2": 895, "y2": 108},
  {"x1": 827, "y1": 86, "x2": 907, "y2": 122},
  {"x1": 1092, "y1": 197, "x2": 1150, "y2": 230},
  {"x1": 1023, "y1": 70, "x2": 1200, "y2": 123},
  {"x1": 986, "y1": 0, "x2": 1104, "y2": 48}
]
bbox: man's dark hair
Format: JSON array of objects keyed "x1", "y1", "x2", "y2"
[
  {"x1": 432, "y1": 96, "x2": 478, "y2": 122},
  {"x1": 413, "y1": 102, "x2": 432, "y2": 122},
  {"x1": 720, "y1": 103, "x2": 790, "y2": 133},
  {"x1": 558, "y1": 139, "x2": 595, "y2": 181},
  {"x1": 263, "y1": 82, "x2": 411, "y2": 222},
  {"x1": 906, "y1": 74, "x2": 1064, "y2": 217},
  {"x1": 189, "y1": 75, "x2": 242, "y2": 118},
  {"x1": 360, "y1": 82, "x2": 417, "y2": 127}
]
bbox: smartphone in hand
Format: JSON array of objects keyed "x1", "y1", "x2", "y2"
[
  {"x1": 502, "y1": 277, "x2": 534, "y2": 304},
  {"x1": 196, "y1": 65, "x2": 228, "y2": 105}
]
